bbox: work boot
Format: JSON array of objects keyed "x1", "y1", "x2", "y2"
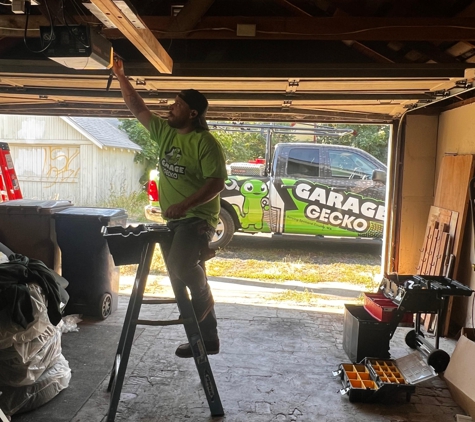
[{"x1": 175, "y1": 338, "x2": 220, "y2": 358}]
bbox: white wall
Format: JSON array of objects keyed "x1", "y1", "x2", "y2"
[
  {"x1": 0, "y1": 115, "x2": 144, "y2": 205},
  {"x1": 397, "y1": 114, "x2": 438, "y2": 274}
]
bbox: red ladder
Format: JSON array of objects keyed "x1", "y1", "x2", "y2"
[{"x1": 0, "y1": 142, "x2": 22, "y2": 202}]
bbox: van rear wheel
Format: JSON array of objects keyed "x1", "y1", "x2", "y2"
[{"x1": 210, "y1": 208, "x2": 234, "y2": 249}]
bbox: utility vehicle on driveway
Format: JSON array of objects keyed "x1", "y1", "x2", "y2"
[{"x1": 146, "y1": 141, "x2": 387, "y2": 249}]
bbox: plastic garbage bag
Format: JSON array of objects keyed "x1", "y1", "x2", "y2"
[
  {"x1": 0, "y1": 282, "x2": 64, "y2": 387},
  {"x1": 0, "y1": 354, "x2": 71, "y2": 416},
  {"x1": 60, "y1": 314, "x2": 82, "y2": 333},
  {"x1": 0, "y1": 324, "x2": 62, "y2": 387},
  {"x1": 0, "y1": 284, "x2": 51, "y2": 350}
]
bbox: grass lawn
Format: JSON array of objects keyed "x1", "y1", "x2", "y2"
[{"x1": 120, "y1": 233, "x2": 382, "y2": 304}]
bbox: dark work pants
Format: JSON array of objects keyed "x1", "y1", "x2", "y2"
[{"x1": 166, "y1": 218, "x2": 218, "y2": 341}]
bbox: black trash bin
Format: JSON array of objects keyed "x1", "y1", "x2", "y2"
[
  {"x1": 0, "y1": 199, "x2": 73, "y2": 272},
  {"x1": 54, "y1": 207, "x2": 127, "y2": 319}
]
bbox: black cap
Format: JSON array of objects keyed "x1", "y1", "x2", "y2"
[{"x1": 178, "y1": 89, "x2": 208, "y2": 116}]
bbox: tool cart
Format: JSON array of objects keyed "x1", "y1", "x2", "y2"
[
  {"x1": 337, "y1": 274, "x2": 473, "y2": 403},
  {"x1": 372, "y1": 274, "x2": 473, "y2": 373}
]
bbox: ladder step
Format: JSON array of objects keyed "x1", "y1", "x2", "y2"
[
  {"x1": 135, "y1": 317, "x2": 192, "y2": 326},
  {"x1": 142, "y1": 298, "x2": 177, "y2": 305}
]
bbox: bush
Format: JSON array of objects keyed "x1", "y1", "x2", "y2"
[{"x1": 98, "y1": 189, "x2": 149, "y2": 223}]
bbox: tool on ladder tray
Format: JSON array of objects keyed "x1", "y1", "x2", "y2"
[
  {"x1": 0, "y1": 142, "x2": 22, "y2": 202},
  {"x1": 102, "y1": 223, "x2": 224, "y2": 422}
]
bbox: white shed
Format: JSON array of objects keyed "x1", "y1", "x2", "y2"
[{"x1": 0, "y1": 115, "x2": 144, "y2": 205}]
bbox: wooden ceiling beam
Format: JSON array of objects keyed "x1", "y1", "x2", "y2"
[
  {"x1": 278, "y1": 5, "x2": 395, "y2": 64},
  {"x1": 0, "y1": 38, "x2": 22, "y2": 56},
  {"x1": 342, "y1": 40, "x2": 394, "y2": 63},
  {"x1": 0, "y1": 15, "x2": 47, "y2": 37},
  {"x1": 35, "y1": 0, "x2": 66, "y2": 24},
  {"x1": 331, "y1": 9, "x2": 395, "y2": 64},
  {"x1": 1, "y1": 58, "x2": 472, "y2": 78},
  {"x1": 167, "y1": 0, "x2": 215, "y2": 33},
  {"x1": 132, "y1": 16, "x2": 475, "y2": 41},
  {"x1": 403, "y1": 41, "x2": 460, "y2": 63},
  {"x1": 89, "y1": 0, "x2": 173, "y2": 73},
  {"x1": 273, "y1": 0, "x2": 312, "y2": 17},
  {"x1": 3, "y1": 16, "x2": 475, "y2": 41},
  {"x1": 456, "y1": 1, "x2": 475, "y2": 17}
]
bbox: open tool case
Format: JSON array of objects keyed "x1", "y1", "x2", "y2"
[{"x1": 333, "y1": 352, "x2": 436, "y2": 403}]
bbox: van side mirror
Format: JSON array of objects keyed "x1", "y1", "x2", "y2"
[{"x1": 372, "y1": 169, "x2": 386, "y2": 184}]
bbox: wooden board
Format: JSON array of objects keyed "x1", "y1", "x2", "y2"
[
  {"x1": 433, "y1": 231, "x2": 450, "y2": 276},
  {"x1": 416, "y1": 206, "x2": 458, "y2": 333},
  {"x1": 416, "y1": 206, "x2": 457, "y2": 277},
  {"x1": 433, "y1": 154, "x2": 475, "y2": 336},
  {"x1": 434, "y1": 155, "x2": 475, "y2": 277}
]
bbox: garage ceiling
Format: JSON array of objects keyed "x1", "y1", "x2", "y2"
[{"x1": 2, "y1": 0, "x2": 475, "y2": 123}]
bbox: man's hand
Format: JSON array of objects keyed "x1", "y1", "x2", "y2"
[
  {"x1": 112, "y1": 56, "x2": 125, "y2": 78},
  {"x1": 163, "y1": 202, "x2": 189, "y2": 219},
  {"x1": 163, "y1": 178, "x2": 224, "y2": 220}
]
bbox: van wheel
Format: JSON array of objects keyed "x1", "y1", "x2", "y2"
[{"x1": 210, "y1": 208, "x2": 234, "y2": 249}]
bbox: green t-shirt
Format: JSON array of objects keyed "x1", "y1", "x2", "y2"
[{"x1": 149, "y1": 115, "x2": 227, "y2": 228}]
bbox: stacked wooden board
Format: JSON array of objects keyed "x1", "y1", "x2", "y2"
[{"x1": 417, "y1": 154, "x2": 475, "y2": 336}]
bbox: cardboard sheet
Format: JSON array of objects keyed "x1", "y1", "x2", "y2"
[{"x1": 443, "y1": 330, "x2": 475, "y2": 420}]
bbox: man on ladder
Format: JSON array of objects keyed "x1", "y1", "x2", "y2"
[{"x1": 112, "y1": 57, "x2": 227, "y2": 357}]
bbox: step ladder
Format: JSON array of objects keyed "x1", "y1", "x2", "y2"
[{"x1": 102, "y1": 224, "x2": 224, "y2": 422}]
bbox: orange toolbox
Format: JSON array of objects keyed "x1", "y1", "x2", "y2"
[{"x1": 333, "y1": 353, "x2": 437, "y2": 403}]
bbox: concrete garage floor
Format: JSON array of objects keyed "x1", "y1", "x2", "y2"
[{"x1": 15, "y1": 273, "x2": 466, "y2": 422}]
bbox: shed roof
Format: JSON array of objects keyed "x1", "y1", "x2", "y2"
[{"x1": 64, "y1": 117, "x2": 142, "y2": 152}]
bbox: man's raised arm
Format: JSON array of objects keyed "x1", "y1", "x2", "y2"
[{"x1": 112, "y1": 57, "x2": 153, "y2": 131}]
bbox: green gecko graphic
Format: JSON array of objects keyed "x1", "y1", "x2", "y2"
[
  {"x1": 233, "y1": 179, "x2": 269, "y2": 230},
  {"x1": 165, "y1": 147, "x2": 182, "y2": 165}
]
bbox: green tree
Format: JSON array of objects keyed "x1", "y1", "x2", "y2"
[
  {"x1": 119, "y1": 119, "x2": 159, "y2": 184},
  {"x1": 119, "y1": 119, "x2": 390, "y2": 180},
  {"x1": 211, "y1": 122, "x2": 297, "y2": 163},
  {"x1": 212, "y1": 130, "x2": 266, "y2": 162},
  {"x1": 315, "y1": 123, "x2": 390, "y2": 164}
]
